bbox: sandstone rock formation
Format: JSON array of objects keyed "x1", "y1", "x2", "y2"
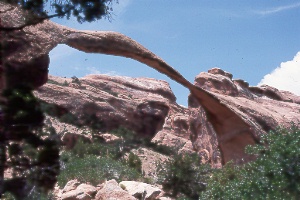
[
  {"x1": 36, "y1": 75, "x2": 219, "y2": 166},
  {"x1": 189, "y1": 68, "x2": 300, "y2": 163},
  {"x1": 1, "y1": 2, "x2": 300, "y2": 164}
]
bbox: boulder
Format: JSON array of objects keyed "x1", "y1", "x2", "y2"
[
  {"x1": 119, "y1": 181, "x2": 161, "y2": 200},
  {"x1": 99, "y1": 133, "x2": 121, "y2": 143},
  {"x1": 62, "y1": 180, "x2": 81, "y2": 194},
  {"x1": 60, "y1": 181, "x2": 97, "y2": 200},
  {"x1": 94, "y1": 179, "x2": 136, "y2": 200}
]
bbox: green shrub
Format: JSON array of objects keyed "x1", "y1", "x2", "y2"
[
  {"x1": 127, "y1": 152, "x2": 142, "y2": 173},
  {"x1": 58, "y1": 154, "x2": 143, "y2": 187},
  {"x1": 47, "y1": 79, "x2": 69, "y2": 87},
  {"x1": 143, "y1": 141, "x2": 177, "y2": 156},
  {"x1": 158, "y1": 152, "x2": 211, "y2": 199},
  {"x1": 201, "y1": 125, "x2": 300, "y2": 200},
  {"x1": 69, "y1": 138, "x2": 121, "y2": 159},
  {"x1": 58, "y1": 136, "x2": 146, "y2": 187},
  {"x1": 63, "y1": 80, "x2": 69, "y2": 86},
  {"x1": 111, "y1": 127, "x2": 142, "y2": 153},
  {"x1": 71, "y1": 76, "x2": 81, "y2": 85}
]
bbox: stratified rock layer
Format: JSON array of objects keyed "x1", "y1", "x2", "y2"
[
  {"x1": 190, "y1": 68, "x2": 300, "y2": 163},
  {"x1": 35, "y1": 75, "x2": 219, "y2": 166}
]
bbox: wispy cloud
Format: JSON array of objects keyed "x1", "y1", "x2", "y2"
[
  {"x1": 86, "y1": 66, "x2": 101, "y2": 75},
  {"x1": 103, "y1": 71, "x2": 120, "y2": 76},
  {"x1": 254, "y1": 2, "x2": 300, "y2": 15},
  {"x1": 258, "y1": 51, "x2": 300, "y2": 95},
  {"x1": 49, "y1": 44, "x2": 77, "y2": 62},
  {"x1": 113, "y1": 0, "x2": 132, "y2": 16}
]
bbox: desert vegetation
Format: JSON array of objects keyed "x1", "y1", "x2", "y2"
[
  {"x1": 4, "y1": 118, "x2": 299, "y2": 200},
  {"x1": 1, "y1": 88, "x2": 299, "y2": 200},
  {"x1": 152, "y1": 125, "x2": 300, "y2": 200},
  {"x1": 201, "y1": 125, "x2": 300, "y2": 200}
]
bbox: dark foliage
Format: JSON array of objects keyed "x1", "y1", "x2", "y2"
[
  {"x1": 1, "y1": 0, "x2": 118, "y2": 30},
  {"x1": 0, "y1": 86, "x2": 60, "y2": 199},
  {"x1": 158, "y1": 152, "x2": 211, "y2": 199},
  {"x1": 58, "y1": 137, "x2": 144, "y2": 187},
  {"x1": 201, "y1": 125, "x2": 300, "y2": 200}
]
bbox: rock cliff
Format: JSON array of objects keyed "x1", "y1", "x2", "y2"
[
  {"x1": 1, "y1": 2, "x2": 300, "y2": 164},
  {"x1": 189, "y1": 68, "x2": 300, "y2": 163},
  {"x1": 34, "y1": 74, "x2": 219, "y2": 166}
]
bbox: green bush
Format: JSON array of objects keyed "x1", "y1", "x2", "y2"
[
  {"x1": 58, "y1": 154, "x2": 143, "y2": 187},
  {"x1": 158, "y1": 152, "x2": 211, "y2": 199},
  {"x1": 127, "y1": 152, "x2": 142, "y2": 173},
  {"x1": 71, "y1": 76, "x2": 81, "y2": 85},
  {"x1": 143, "y1": 140, "x2": 176, "y2": 156},
  {"x1": 58, "y1": 136, "x2": 145, "y2": 187},
  {"x1": 201, "y1": 125, "x2": 300, "y2": 200},
  {"x1": 111, "y1": 127, "x2": 142, "y2": 153},
  {"x1": 47, "y1": 79, "x2": 68, "y2": 87},
  {"x1": 69, "y1": 138, "x2": 121, "y2": 159}
]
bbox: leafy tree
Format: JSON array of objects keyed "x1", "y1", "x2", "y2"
[
  {"x1": 0, "y1": 86, "x2": 60, "y2": 199},
  {"x1": 0, "y1": 0, "x2": 118, "y2": 31},
  {"x1": 201, "y1": 125, "x2": 300, "y2": 200},
  {"x1": 157, "y1": 152, "x2": 211, "y2": 199}
]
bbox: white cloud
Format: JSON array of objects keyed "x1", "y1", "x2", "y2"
[
  {"x1": 258, "y1": 51, "x2": 300, "y2": 95},
  {"x1": 254, "y1": 2, "x2": 300, "y2": 15},
  {"x1": 86, "y1": 66, "x2": 101, "y2": 75},
  {"x1": 84, "y1": 67, "x2": 120, "y2": 76},
  {"x1": 103, "y1": 71, "x2": 120, "y2": 76},
  {"x1": 49, "y1": 44, "x2": 77, "y2": 62},
  {"x1": 113, "y1": 0, "x2": 132, "y2": 16}
]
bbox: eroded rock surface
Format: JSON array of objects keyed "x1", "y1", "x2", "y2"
[
  {"x1": 190, "y1": 68, "x2": 300, "y2": 163},
  {"x1": 35, "y1": 75, "x2": 219, "y2": 166}
]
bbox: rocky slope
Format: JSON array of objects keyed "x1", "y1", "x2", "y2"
[{"x1": 35, "y1": 74, "x2": 219, "y2": 167}]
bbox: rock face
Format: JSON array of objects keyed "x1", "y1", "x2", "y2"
[
  {"x1": 1, "y1": 2, "x2": 300, "y2": 164},
  {"x1": 35, "y1": 75, "x2": 219, "y2": 166},
  {"x1": 130, "y1": 148, "x2": 169, "y2": 180},
  {"x1": 37, "y1": 75, "x2": 174, "y2": 138},
  {"x1": 190, "y1": 68, "x2": 300, "y2": 163}
]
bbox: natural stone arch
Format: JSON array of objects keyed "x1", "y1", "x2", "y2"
[{"x1": 0, "y1": 2, "x2": 271, "y2": 164}]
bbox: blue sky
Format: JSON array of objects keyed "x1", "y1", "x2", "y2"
[{"x1": 49, "y1": 0, "x2": 300, "y2": 106}]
